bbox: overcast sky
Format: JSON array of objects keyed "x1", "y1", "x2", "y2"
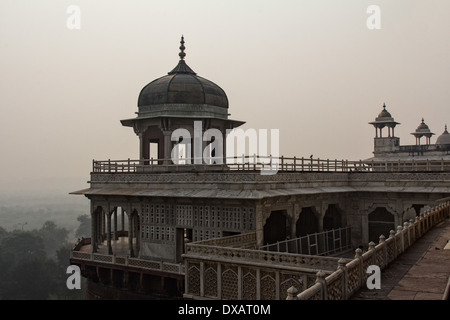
[{"x1": 0, "y1": 0, "x2": 449, "y2": 197}]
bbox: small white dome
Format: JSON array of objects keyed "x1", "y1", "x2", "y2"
[{"x1": 436, "y1": 125, "x2": 450, "y2": 145}]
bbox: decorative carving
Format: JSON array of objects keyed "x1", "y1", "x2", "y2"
[
  {"x1": 260, "y1": 272, "x2": 276, "y2": 300},
  {"x1": 242, "y1": 268, "x2": 257, "y2": 300},
  {"x1": 280, "y1": 273, "x2": 301, "y2": 300},
  {"x1": 221, "y1": 267, "x2": 238, "y2": 300},
  {"x1": 326, "y1": 276, "x2": 343, "y2": 300},
  {"x1": 204, "y1": 264, "x2": 218, "y2": 297},
  {"x1": 187, "y1": 263, "x2": 200, "y2": 295}
]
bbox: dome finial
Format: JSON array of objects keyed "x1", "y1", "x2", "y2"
[
  {"x1": 179, "y1": 35, "x2": 186, "y2": 60},
  {"x1": 383, "y1": 102, "x2": 386, "y2": 109},
  {"x1": 445, "y1": 124, "x2": 448, "y2": 132}
]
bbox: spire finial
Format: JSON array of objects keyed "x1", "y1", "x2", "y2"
[
  {"x1": 179, "y1": 35, "x2": 186, "y2": 60},
  {"x1": 445, "y1": 124, "x2": 448, "y2": 132},
  {"x1": 383, "y1": 102, "x2": 386, "y2": 109}
]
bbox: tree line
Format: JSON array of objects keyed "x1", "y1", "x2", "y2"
[{"x1": 0, "y1": 215, "x2": 90, "y2": 300}]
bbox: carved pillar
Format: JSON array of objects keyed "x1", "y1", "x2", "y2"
[
  {"x1": 121, "y1": 207, "x2": 125, "y2": 233},
  {"x1": 95, "y1": 210, "x2": 101, "y2": 244},
  {"x1": 106, "y1": 204, "x2": 113, "y2": 255},
  {"x1": 292, "y1": 202, "x2": 301, "y2": 238},
  {"x1": 91, "y1": 204, "x2": 97, "y2": 253},
  {"x1": 255, "y1": 202, "x2": 264, "y2": 247},
  {"x1": 135, "y1": 212, "x2": 140, "y2": 257},
  {"x1": 113, "y1": 207, "x2": 118, "y2": 240},
  {"x1": 317, "y1": 202, "x2": 328, "y2": 233},
  {"x1": 101, "y1": 210, "x2": 105, "y2": 241},
  {"x1": 128, "y1": 203, "x2": 134, "y2": 257},
  {"x1": 162, "y1": 130, "x2": 172, "y2": 165},
  {"x1": 133, "y1": 123, "x2": 148, "y2": 162},
  {"x1": 287, "y1": 202, "x2": 296, "y2": 239}
]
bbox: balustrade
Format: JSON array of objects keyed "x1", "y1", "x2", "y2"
[
  {"x1": 291, "y1": 201, "x2": 450, "y2": 300},
  {"x1": 91, "y1": 156, "x2": 450, "y2": 173}
]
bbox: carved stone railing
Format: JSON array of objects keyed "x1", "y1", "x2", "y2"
[
  {"x1": 70, "y1": 244, "x2": 185, "y2": 275},
  {"x1": 91, "y1": 156, "x2": 450, "y2": 174},
  {"x1": 183, "y1": 232, "x2": 351, "y2": 300},
  {"x1": 287, "y1": 201, "x2": 450, "y2": 300},
  {"x1": 185, "y1": 241, "x2": 345, "y2": 272}
]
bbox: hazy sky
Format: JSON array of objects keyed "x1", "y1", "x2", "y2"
[{"x1": 0, "y1": 0, "x2": 449, "y2": 197}]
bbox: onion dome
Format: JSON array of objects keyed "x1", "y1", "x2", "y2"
[
  {"x1": 369, "y1": 103, "x2": 400, "y2": 133},
  {"x1": 416, "y1": 118, "x2": 430, "y2": 132},
  {"x1": 377, "y1": 104, "x2": 392, "y2": 118},
  {"x1": 436, "y1": 125, "x2": 450, "y2": 145},
  {"x1": 137, "y1": 36, "x2": 229, "y2": 117}
]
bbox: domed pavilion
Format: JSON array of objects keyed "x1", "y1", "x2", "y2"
[{"x1": 121, "y1": 36, "x2": 244, "y2": 164}]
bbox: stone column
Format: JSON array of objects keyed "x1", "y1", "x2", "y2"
[
  {"x1": 162, "y1": 130, "x2": 172, "y2": 165},
  {"x1": 135, "y1": 213, "x2": 140, "y2": 257},
  {"x1": 222, "y1": 129, "x2": 227, "y2": 165},
  {"x1": 139, "y1": 132, "x2": 145, "y2": 160},
  {"x1": 91, "y1": 205, "x2": 97, "y2": 253},
  {"x1": 255, "y1": 203, "x2": 264, "y2": 247},
  {"x1": 128, "y1": 205, "x2": 134, "y2": 257},
  {"x1": 121, "y1": 207, "x2": 125, "y2": 233},
  {"x1": 101, "y1": 210, "x2": 105, "y2": 241},
  {"x1": 317, "y1": 203, "x2": 327, "y2": 233},
  {"x1": 287, "y1": 203, "x2": 296, "y2": 239},
  {"x1": 106, "y1": 205, "x2": 113, "y2": 255},
  {"x1": 113, "y1": 207, "x2": 118, "y2": 240}
]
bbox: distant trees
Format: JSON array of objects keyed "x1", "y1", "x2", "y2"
[
  {"x1": 75, "y1": 214, "x2": 91, "y2": 238},
  {"x1": 35, "y1": 221, "x2": 70, "y2": 259},
  {"x1": 0, "y1": 231, "x2": 58, "y2": 299},
  {"x1": 0, "y1": 217, "x2": 87, "y2": 300}
]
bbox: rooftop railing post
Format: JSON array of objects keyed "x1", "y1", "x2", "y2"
[
  {"x1": 354, "y1": 248, "x2": 363, "y2": 291},
  {"x1": 404, "y1": 221, "x2": 410, "y2": 249},
  {"x1": 379, "y1": 234, "x2": 387, "y2": 268},
  {"x1": 368, "y1": 241, "x2": 376, "y2": 265},
  {"x1": 397, "y1": 225, "x2": 404, "y2": 253},
  {"x1": 286, "y1": 286, "x2": 299, "y2": 300},
  {"x1": 389, "y1": 230, "x2": 396, "y2": 261},
  {"x1": 315, "y1": 270, "x2": 327, "y2": 300},
  {"x1": 338, "y1": 258, "x2": 348, "y2": 299},
  {"x1": 409, "y1": 219, "x2": 415, "y2": 243}
]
